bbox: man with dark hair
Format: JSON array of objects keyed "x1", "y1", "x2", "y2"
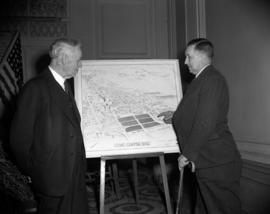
[
  {"x1": 160, "y1": 38, "x2": 242, "y2": 214},
  {"x1": 10, "y1": 38, "x2": 89, "y2": 214}
]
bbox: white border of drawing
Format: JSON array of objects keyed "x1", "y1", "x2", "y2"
[{"x1": 75, "y1": 59, "x2": 182, "y2": 158}]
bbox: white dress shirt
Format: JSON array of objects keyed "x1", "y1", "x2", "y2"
[
  {"x1": 48, "y1": 66, "x2": 65, "y2": 91},
  {"x1": 195, "y1": 64, "x2": 210, "y2": 78}
]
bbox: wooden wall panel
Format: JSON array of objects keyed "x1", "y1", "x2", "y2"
[
  {"x1": 93, "y1": 0, "x2": 170, "y2": 59},
  {"x1": 97, "y1": 0, "x2": 152, "y2": 58}
]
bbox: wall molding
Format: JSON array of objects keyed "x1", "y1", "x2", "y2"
[
  {"x1": 242, "y1": 159, "x2": 270, "y2": 186},
  {"x1": 184, "y1": 0, "x2": 206, "y2": 43},
  {"x1": 237, "y1": 140, "x2": 270, "y2": 165},
  {"x1": 167, "y1": 0, "x2": 177, "y2": 58},
  {"x1": 241, "y1": 159, "x2": 270, "y2": 214},
  {"x1": 196, "y1": 0, "x2": 206, "y2": 37}
]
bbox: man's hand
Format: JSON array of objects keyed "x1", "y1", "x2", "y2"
[
  {"x1": 178, "y1": 155, "x2": 196, "y2": 172},
  {"x1": 158, "y1": 111, "x2": 174, "y2": 124}
]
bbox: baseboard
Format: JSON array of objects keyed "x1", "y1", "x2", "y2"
[
  {"x1": 237, "y1": 140, "x2": 270, "y2": 165},
  {"x1": 240, "y1": 159, "x2": 270, "y2": 214}
]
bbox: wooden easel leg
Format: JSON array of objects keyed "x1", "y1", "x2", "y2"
[
  {"x1": 112, "y1": 162, "x2": 120, "y2": 198},
  {"x1": 132, "y1": 159, "x2": 139, "y2": 204},
  {"x1": 100, "y1": 158, "x2": 106, "y2": 214},
  {"x1": 159, "y1": 155, "x2": 173, "y2": 214}
]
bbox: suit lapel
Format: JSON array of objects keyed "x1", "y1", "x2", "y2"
[
  {"x1": 44, "y1": 69, "x2": 81, "y2": 129},
  {"x1": 185, "y1": 65, "x2": 213, "y2": 96}
]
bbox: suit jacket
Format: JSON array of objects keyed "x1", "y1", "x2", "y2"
[
  {"x1": 172, "y1": 65, "x2": 241, "y2": 169},
  {"x1": 10, "y1": 68, "x2": 86, "y2": 196}
]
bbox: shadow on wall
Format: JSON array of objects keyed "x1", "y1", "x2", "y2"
[{"x1": 34, "y1": 53, "x2": 51, "y2": 75}]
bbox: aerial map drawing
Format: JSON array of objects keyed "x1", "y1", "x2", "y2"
[{"x1": 75, "y1": 60, "x2": 182, "y2": 157}]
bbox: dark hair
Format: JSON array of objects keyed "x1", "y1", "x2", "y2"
[
  {"x1": 187, "y1": 38, "x2": 214, "y2": 58},
  {"x1": 49, "y1": 38, "x2": 81, "y2": 58}
]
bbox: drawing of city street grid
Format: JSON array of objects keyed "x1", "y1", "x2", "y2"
[{"x1": 75, "y1": 60, "x2": 182, "y2": 158}]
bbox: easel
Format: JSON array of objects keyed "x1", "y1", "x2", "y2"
[{"x1": 99, "y1": 152, "x2": 173, "y2": 214}]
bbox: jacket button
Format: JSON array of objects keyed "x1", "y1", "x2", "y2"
[
  {"x1": 70, "y1": 152, "x2": 74, "y2": 156},
  {"x1": 70, "y1": 134, "x2": 74, "y2": 138}
]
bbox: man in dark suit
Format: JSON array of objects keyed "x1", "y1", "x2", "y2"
[
  {"x1": 9, "y1": 38, "x2": 89, "y2": 214},
  {"x1": 160, "y1": 38, "x2": 242, "y2": 214}
]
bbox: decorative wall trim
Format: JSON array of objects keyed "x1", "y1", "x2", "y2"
[
  {"x1": 195, "y1": 0, "x2": 206, "y2": 37},
  {"x1": 167, "y1": 0, "x2": 177, "y2": 58},
  {"x1": 237, "y1": 140, "x2": 270, "y2": 165},
  {"x1": 0, "y1": 0, "x2": 68, "y2": 38},
  {"x1": 184, "y1": 0, "x2": 206, "y2": 43},
  {"x1": 241, "y1": 159, "x2": 270, "y2": 214},
  {"x1": 184, "y1": 0, "x2": 188, "y2": 44},
  {"x1": 242, "y1": 159, "x2": 270, "y2": 186}
]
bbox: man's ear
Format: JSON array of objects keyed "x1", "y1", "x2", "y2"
[
  {"x1": 59, "y1": 52, "x2": 68, "y2": 66},
  {"x1": 199, "y1": 52, "x2": 208, "y2": 61}
]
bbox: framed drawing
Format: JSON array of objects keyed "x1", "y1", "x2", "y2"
[{"x1": 74, "y1": 59, "x2": 182, "y2": 158}]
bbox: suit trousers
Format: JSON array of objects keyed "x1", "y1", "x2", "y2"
[{"x1": 192, "y1": 161, "x2": 242, "y2": 214}]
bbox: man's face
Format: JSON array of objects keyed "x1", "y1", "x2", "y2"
[
  {"x1": 63, "y1": 46, "x2": 82, "y2": 78},
  {"x1": 184, "y1": 45, "x2": 205, "y2": 75}
]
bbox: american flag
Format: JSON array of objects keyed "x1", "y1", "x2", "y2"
[
  {"x1": 0, "y1": 31, "x2": 23, "y2": 110},
  {"x1": 0, "y1": 32, "x2": 34, "y2": 202}
]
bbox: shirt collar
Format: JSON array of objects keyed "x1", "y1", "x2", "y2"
[
  {"x1": 49, "y1": 66, "x2": 65, "y2": 90},
  {"x1": 195, "y1": 64, "x2": 210, "y2": 78}
]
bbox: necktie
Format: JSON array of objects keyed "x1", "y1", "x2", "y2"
[
  {"x1": 64, "y1": 79, "x2": 72, "y2": 96},
  {"x1": 64, "y1": 79, "x2": 81, "y2": 122}
]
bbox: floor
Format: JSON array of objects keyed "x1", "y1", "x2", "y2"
[
  {"x1": 86, "y1": 155, "x2": 180, "y2": 214},
  {"x1": 86, "y1": 156, "x2": 247, "y2": 214},
  {"x1": 1, "y1": 154, "x2": 247, "y2": 214}
]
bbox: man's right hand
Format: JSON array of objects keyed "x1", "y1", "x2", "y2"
[{"x1": 158, "y1": 111, "x2": 174, "y2": 124}]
